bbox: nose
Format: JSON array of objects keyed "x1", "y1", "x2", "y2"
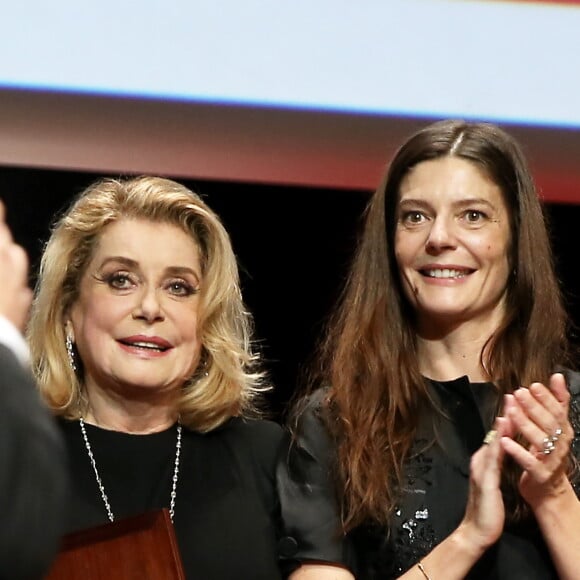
[
  {"x1": 132, "y1": 286, "x2": 165, "y2": 323},
  {"x1": 425, "y1": 215, "x2": 457, "y2": 254}
]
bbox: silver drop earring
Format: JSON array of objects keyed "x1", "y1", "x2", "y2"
[{"x1": 66, "y1": 334, "x2": 77, "y2": 372}]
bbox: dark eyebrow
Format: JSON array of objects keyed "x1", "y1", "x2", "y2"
[
  {"x1": 453, "y1": 197, "x2": 496, "y2": 209},
  {"x1": 398, "y1": 197, "x2": 496, "y2": 210},
  {"x1": 397, "y1": 199, "x2": 432, "y2": 213},
  {"x1": 398, "y1": 198, "x2": 430, "y2": 208}
]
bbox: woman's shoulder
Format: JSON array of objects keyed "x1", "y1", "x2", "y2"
[
  {"x1": 292, "y1": 387, "x2": 331, "y2": 422},
  {"x1": 224, "y1": 414, "x2": 284, "y2": 438},
  {"x1": 215, "y1": 415, "x2": 286, "y2": 464},
  {"x1": 285, "y1": 387, "x2": 336, "y2": 463}
]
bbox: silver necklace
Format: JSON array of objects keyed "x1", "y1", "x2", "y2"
[{"x1": 79, "y1": 418, "x2": 182, "y2": 523}]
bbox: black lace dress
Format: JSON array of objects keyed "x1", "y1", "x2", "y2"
[{"x1": 277, "y1": 373, "x2": 580, "y2": 579}]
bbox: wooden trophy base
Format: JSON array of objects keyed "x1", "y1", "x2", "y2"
[{"x1": 44, "y1": 509, "x2": 185, "y2": 579}]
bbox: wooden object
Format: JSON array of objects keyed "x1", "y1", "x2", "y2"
[{"x1": 44, "y1": 509, "x2": 185, "y2": 579}]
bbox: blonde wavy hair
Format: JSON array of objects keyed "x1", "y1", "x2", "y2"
[{"x1": 27, "y1": 175, "x2": 268, "y2": 432}]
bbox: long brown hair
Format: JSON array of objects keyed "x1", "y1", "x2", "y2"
[{"x1": 309, "y1": 120, "x2": 571, "y2": 530}]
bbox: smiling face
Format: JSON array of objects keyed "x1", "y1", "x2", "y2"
[
  {"x1": 394, "y1": 156, "x2": 512, "y2": 334},
  {"x1": 68, "y1": 218, "x2": 203, "y2": 400}
]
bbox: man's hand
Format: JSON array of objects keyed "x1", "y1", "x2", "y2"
[{"x1": 0, "y1": 200, "x2": 32, "y2": 331}]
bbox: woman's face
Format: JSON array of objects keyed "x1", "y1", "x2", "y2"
[
  {"x1": 394, "y1": 156, "x2": 512, "y2": 332},
  {"x1": 69, "y1": 218, "x2": 203, "y2": 398}
]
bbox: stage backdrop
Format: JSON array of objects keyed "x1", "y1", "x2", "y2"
[
  {"x1": 1, "y1": 167, "x2": 579, "y2": 417},
  {"x1": 1, "y1": 1, "x2": 580, "y2": 413},
  {"x1": 1, "y1": 0, "x2": 580, "y2": 201}
]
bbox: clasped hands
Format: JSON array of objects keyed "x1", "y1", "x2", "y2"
[{"x1": 461, "y1": 372, "x2": 574, "y2": 551}]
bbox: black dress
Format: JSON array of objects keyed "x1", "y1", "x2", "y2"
[
  {"x1": 277, "y1": 373, "x2": 580, "y2": 579},
  {"x1": 59, "y1": 415, "x2": 285, "y2": 580}
]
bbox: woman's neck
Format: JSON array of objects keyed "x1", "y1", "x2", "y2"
[
  {"x1": 83, "y1": 383, "x2": 179, "y2": 434},
  {"x1": 416, "y1": 319, "x2": 497, "y2": 383}
]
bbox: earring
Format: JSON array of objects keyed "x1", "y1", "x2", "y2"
[
  {"x1": 193, "y1": 361, "x2": 209, "y2": 382},
  {"x1": 66, "y1": 334, "x2": 77, "y2": 372},
  {"x1": 195, "y1": 351, "x2": 210, "y2": 380}
]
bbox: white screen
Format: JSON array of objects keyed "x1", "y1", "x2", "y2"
[
  {"x1": 1, "y1": 0, "x2": 580, "y2": 201},
  {"x1": 2, "y1": 0, "x2": 580, "y2": 127}
]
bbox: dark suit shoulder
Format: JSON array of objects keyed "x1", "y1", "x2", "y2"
[
  {"x1": 0, "y1": 343, "x2": 67, "y2": 579},
  {"x1": 0, "y1": 343, "x2": 33, "y2": 387}
]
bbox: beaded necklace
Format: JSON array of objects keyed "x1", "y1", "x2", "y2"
[{"x1": 78, "y1": 418, "x2": 182, "y2": 522}]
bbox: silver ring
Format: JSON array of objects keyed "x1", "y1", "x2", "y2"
[
  {"x1": 542, "y1": 436, "x2": 556, "y2": 455},
  {"x1": 551, "y1": 427, "x2": 563, "y2": 442}
]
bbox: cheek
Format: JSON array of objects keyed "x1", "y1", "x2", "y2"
[
  {"x1": 173, "y1": 306, "x2": 201, "y2": 343},
  {"x1": 394, "y1": 232, "x2": 411, "y2": 268},
  {"x1": 470, "y1": 228, "x2": 506, "y2": 254},
  {"x1": 393, "y1": 249, "x2": 409, "y2": 287},
  {"x1": 175, "y1": 315, "x2": 202, "y2": 374},
  {"x1": 72, "y1": 298, "x2": 127, "y2": 341},
  {"x1": 394, "y1": 248, "x2": 403, "y2": 269},
  {"x1": 474, "y1": 237, "x2": 511, "y2": 278}
]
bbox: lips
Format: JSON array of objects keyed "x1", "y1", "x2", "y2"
[
  {"x1": 117, "y1": 335, "x2": 173, "y2": 352},
  {"x1": 419, "y1": 267, "x2": 475, "y2": 279}
]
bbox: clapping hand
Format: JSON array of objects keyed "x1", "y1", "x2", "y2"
[
  {"x1": 460, "y1": 416, "x2": 513, "y2": 552},
  {"x1": 500, "y1": 373, "x2": 573, "y2": 509},
  {"x1": 0, "y1": 200, "x2": 32, "y2": 331}
]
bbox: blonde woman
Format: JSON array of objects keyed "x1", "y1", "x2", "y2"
[{"x1": 28, "y1": 176, "x2": 285, "y2": 579}]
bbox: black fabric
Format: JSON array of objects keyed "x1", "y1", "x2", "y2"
[
  {"x1": 277, "y1": 373, "x2": 580, "y2": 579},
  {"x1": 59, "y1": 415, "x2": 285, "y2": 580},
  {"x1": 0, "y1": 344, "x2": 67, "y2": 580}
]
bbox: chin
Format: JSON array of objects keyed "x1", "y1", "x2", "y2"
[
  {"x1": 418, "y1": 306, "x2": 472, "y2": 325},
  {"x1": 118, "y1": 376, "x2": 175, "y2": 393},
  {"x1": 419, "y1": 301, "x2": 468, "y2": 315}
]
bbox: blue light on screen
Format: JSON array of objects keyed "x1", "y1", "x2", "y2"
[{"x1": 1, "y1": 0, "x2": 580, "y2": 128}]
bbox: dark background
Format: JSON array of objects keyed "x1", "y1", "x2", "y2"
[{"x1": 1, "y1": 166, "x2": 579, "y2": 421}]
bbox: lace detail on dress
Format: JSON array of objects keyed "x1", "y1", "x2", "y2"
[
  {"x1": 569, "y1": 393, "x2": 580, "y2": 495},
  {"x1": 372, "y1": 442, "x2": 437, "y2": 578}
]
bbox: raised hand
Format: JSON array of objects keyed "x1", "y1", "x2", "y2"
[
  {"x1": 0, "y1": 200, "x2": 32, "y2": 331},
  {"x1": 459, "y1": 416, "x2": 513, "y2": 552},
  {"x1": 500, "y1": 373, "x2": 573, "y2": 509}
]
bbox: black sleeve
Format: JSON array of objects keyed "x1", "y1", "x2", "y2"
[
  {"x1": 563, "y1": 370, "x2": 580, "y2": 496},
  {"x1": 276, "y1": 391, "x2": 356, "y2": 574},
  {"x1": 0, "y1": 344, "x2": 68, "y2": 580}
]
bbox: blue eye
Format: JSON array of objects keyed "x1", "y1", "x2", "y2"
[
  {"x1": 167, "y1": 280, "x2": 198, "y2": 297},
  {"x1": 106, "y1": 272, "x2": 135, "y2": 289}
]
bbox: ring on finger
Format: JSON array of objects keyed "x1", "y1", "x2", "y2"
[
  {"x1": 542, "y1": 436, "x2": 556, "y2": 455},
  {"x1": 483, "y1": 429, "x2": 497, "y2": 445}
]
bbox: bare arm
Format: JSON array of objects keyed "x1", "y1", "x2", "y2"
[
  {"x1": 532, "y1": 480, "x2": 580, "y2": 580},
  {"x1": 289, "y1": 563, "x2": 355, "y2": 580}
]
